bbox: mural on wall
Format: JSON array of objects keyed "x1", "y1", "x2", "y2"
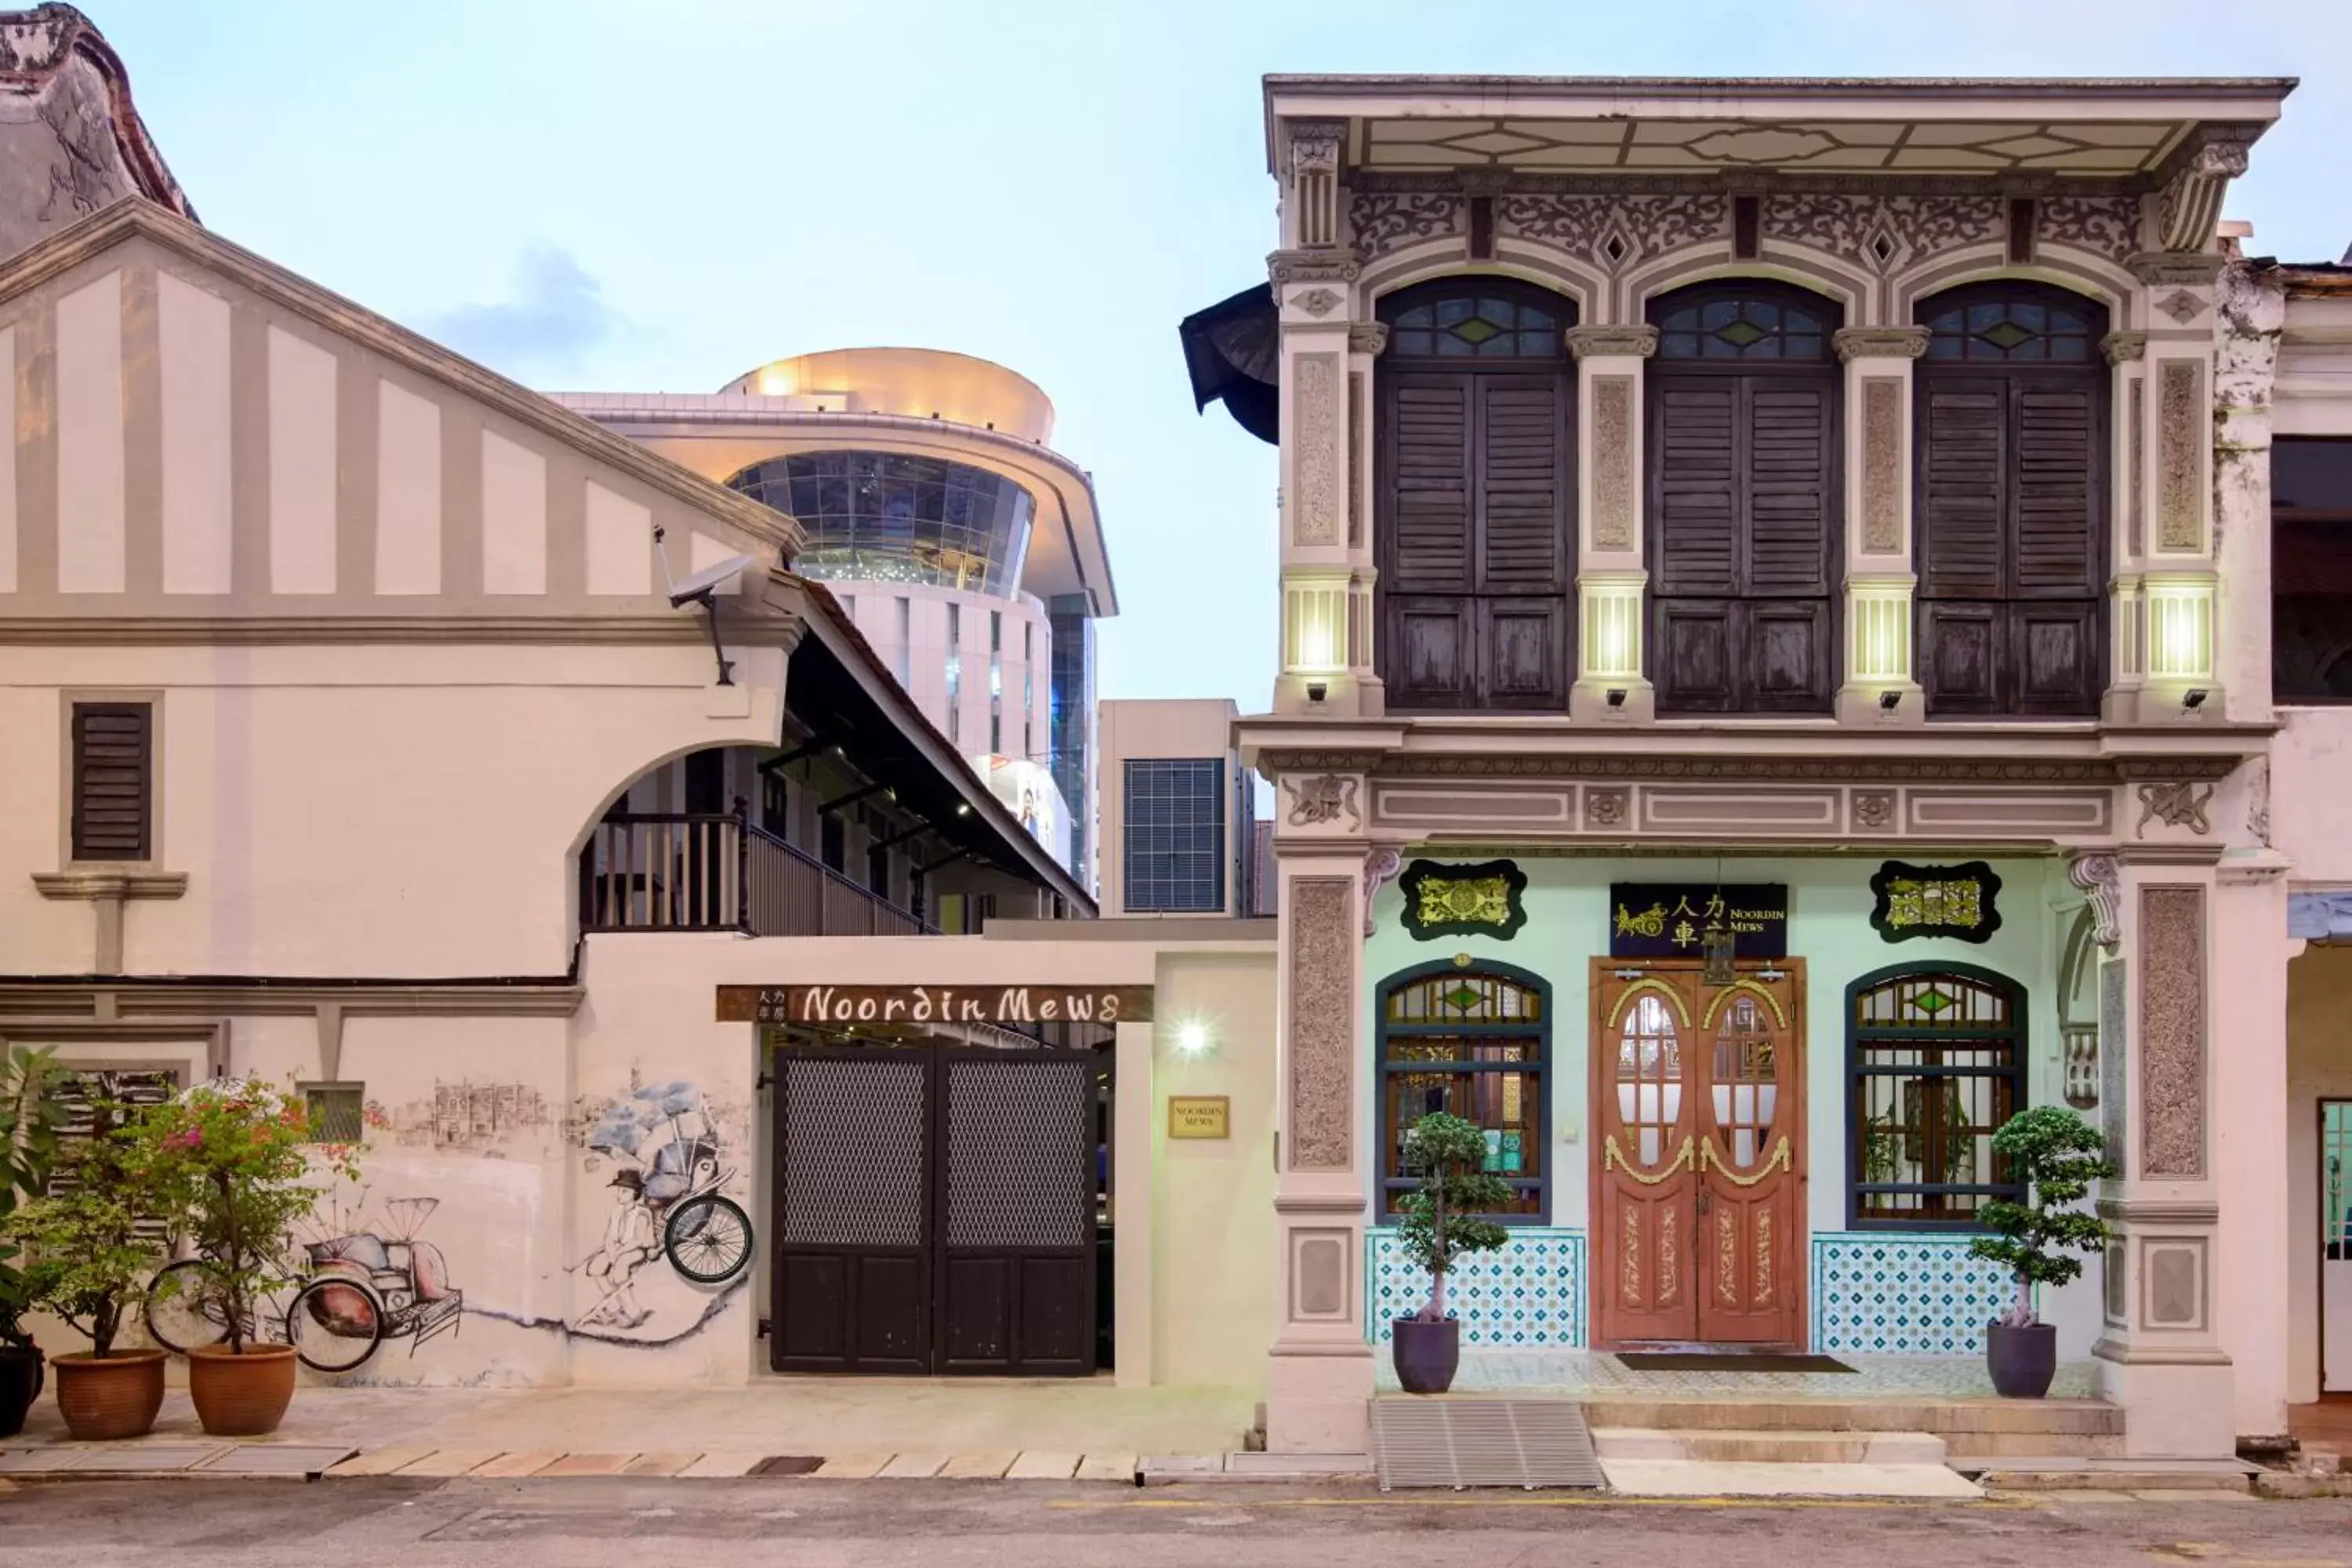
[
  {"x1": 373, "y1": 1080, "x2": 555, "y2": 1156},
  {"x1": 564, "y1": 1070, "x2": 752, "y2": 1341},
  {"x1": 291, "y1": 1191, "x2": 466, "y2": 1364}
]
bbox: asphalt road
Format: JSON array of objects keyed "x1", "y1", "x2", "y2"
[{"x1": 4, "y1": 1477, "x2": 2348, "y2": 1567}]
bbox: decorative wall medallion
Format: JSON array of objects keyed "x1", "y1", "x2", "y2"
[
  {"x1": 1399, "y1": 858, "x2": 1528, "y2": 942},
  {"x1": 2137, "y1": 885, "x2": 2207, "y2": 1179},
  {"x1": 2067, "y1": 851, "x2": 2122, "y2": 950},
  {"x1": 1610, "y1": 884, "x2": 1788, "y2": 958},
  {"x1": 1852, "y1": 789, "x2": 1896, "y2": 830},
  {"x1": 1291, "y1": 352, "x2": 1341, "y2": 546},
  {"x1": 2158, "y1": 358, "x2": 2204, "y2": 552},
  {"x1": 1860, "y1": 378, "x2": 1904, "y2": 554},
  {"x1": 1347, "y1": 191, "x2": 1463, "y2": 258},
  {"x1": 1564, "y1": 326, "x2": 1661, "y2": 360},
  {"x1": 1590, "y1": 376, "x2": 1636, "y2": 551},
  {"x1": 1584, "y1": 786, "x2": 1629, "y2": 829},
  {"x1": 2101, "y1": 330, "x2": 2147, "y2": 365},
  {"x1": 1287, "y1": 878, "x2": 1355, "y2": 1170},
  {"x1": 1868, "y1": 860, "x2": 2003, "y2": 944},
  {"x1": 1294, "y1": 286, "x2": 1342, "y2": 318},
  {"x1": 2135, "y1": 780, "x2": 2214, "y2": 837},
  {"x1": 1832, "y1": 328, "x2": 1930, "y2": 362},
  {"x1": 1361, "y1": 846, "x2": 1404, "y2": 938},
  {"x1": 1284, "y1": 771, "x2": 1360, "y2": 829},
  {"x1": 2158, "y1": 289, "x2": 2203, "y2": 325}
]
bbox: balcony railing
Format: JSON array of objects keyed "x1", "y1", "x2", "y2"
[{"x1": 582, "y1": 808, "x2": 935, "y2": 938}]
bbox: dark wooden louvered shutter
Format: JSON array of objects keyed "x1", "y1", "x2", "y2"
[
  {"x1": 1385, "y1": 375, "x2": 1473, "y2": 593},
  {"x1": 1746, "y1": 384, "x2": 1834, "y2": 597},
  {"x1": 1476, "y1": 379, "x2": 1566, "y2": 593},
  {"x1": 1917, "y1": 380, "x2": 2007, "y2": 600},
  {"x1": 71, "y1": 702, "x2": 151, "y2": 861},
  {"x1": 1652, "y1": 384, "x2": 1739, "y2": 597},
  {"x1": 2012, "y1": 385, "x2": 2100, "y2": 597}
]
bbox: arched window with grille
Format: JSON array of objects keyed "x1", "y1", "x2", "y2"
[
  {"x1": 1846, "y1": 964, "x2": 2028, "y2": 1230},
  {"x1": 1375, "y1": 278, "x2": 1577, "y2": 713},
  {"x1": 1913, "y1": 281, "x2": 2109, "y2": 717},
  {"x1": 1377, "y1": 961, "x2": 1550, "y2": 1221},
  {"x1": 1646, "y1": 280, "x2": 1842, "y2": 714}
]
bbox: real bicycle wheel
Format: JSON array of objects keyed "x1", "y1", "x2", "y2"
[
  {"x1": 664, "y1": 1194, "x2": 753, "y2": 1283},
  {"x1": 284, "y1": 1276, "x2": 387, "y2": 1374},
  {"x1": 145, "y1": 1258, "x2": 228, "y2": 1355}
]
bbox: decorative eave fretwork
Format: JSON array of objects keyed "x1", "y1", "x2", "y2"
[{"x1": 1348, "y1": 169, "x2": 2162, "y2": 199}]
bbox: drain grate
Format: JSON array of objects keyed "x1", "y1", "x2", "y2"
[{"x1": 1370, "y1": 1398, "x2": 1604, "y2": 1491}]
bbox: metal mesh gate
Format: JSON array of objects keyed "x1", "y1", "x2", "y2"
[{"x1": 770, "y1": 1044, "x2": 1099, "y2": 1376}]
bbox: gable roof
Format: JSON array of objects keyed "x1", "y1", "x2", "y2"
[{"x1": 0, "y1": 198, "x2": 801, "y2": 559}]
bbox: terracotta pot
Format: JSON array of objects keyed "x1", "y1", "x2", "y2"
[
  {"x1": 1392, "y1": 1316, "x2": 1461, "y2": 1395},
  {"x1": 186, "y1": 1343, "x2": 298, "y2": 1436},
  {"x1": 0, "y1": 1343, "x2": 44, "y2": 1438},
  {"x1": 52, "y1": 1349, "x2": 166, "y2": 1440}
]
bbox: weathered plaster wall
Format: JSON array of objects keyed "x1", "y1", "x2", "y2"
[{"x1": 2288, "y1": 943, "x2": 2352, "y2": 1404}]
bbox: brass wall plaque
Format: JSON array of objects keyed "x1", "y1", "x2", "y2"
[
  {"x1": 1168, "y1": 1095, "x2": 1231, "y2": 1140},
  {"x1": 717, "y1": 984, "x2": 1153, "y2": 1025}
]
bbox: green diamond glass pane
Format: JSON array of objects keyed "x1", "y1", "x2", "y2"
[
  {"x1": 1912, "y1": 986, "x2": 1957, "y2": 1017},
  {"x1": 1714, "y1": 319, "x2": 1767, "y2": 347},
  {"x1": 1442, "y1": 985, "x2": 1484, "y2": 1014},
  {"x1": 1978, "y1": 321, "x2": 2034, "y2": 350},
  {"x1": 1450, "y1": 316, "x2": 1502, "y2": 345}
]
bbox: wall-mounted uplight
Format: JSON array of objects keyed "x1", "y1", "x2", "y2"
[
  {"x1": 1606, "y1": 688, "x2": 1627, "y2": 710},
  {"x1": 1174, "y1": 1020, "x2": 1213, "y2": 1057},
  {"x1": 2182, "y1": 688, "x2": 2209, "y2": 712},
  {"x1": 1306, "y1": 681, "x2": 1329, "y2": 704},
  {"x1": 1879, "y1": 689, "x2": 1901, "y2": 713}
]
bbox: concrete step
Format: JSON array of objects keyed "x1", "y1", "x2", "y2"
[
  {"x1": 1592, "y1": 1427, "x2": 1945, "y2": 1465},
  {"x1": 1955, "y1": 1456, "x2": 2258, "y2": 1494},
  {"x1": 1579, "y1": 1397, "x2": 2122, "y2": 1458}
]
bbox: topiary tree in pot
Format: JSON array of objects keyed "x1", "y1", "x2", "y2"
[
  {"x1": 0, "y1": 1046, "x2": 63, "y2": 1437},
  {"x1": 139, "y1": 1078, "x2": 357, "y2": 1437},
  {"x1": 1968, "y1": 1105, "x2": 2115, "y2": 1399},
  {"x1": 1, "y1": 1090, "x2": 176, "y2": 1439},
  {"x1": 1392, "y1": 1111, "x2": 1512, "y2": 1395}
]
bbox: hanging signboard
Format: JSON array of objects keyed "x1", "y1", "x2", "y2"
[
  {"x1": 1868, "y1": 861, "x2": 2002, "y2": 944},
  {"x1": 1399, "y1": 858, "x2": 1530, "y2": 942},
  {"x1": 716, "y1": 984, "x2": 1154, "y2": 1025},
  {"x1": 1608, "y1": 884, "x2": 1789, "y2": 959}
]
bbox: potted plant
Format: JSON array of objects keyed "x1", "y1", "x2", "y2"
[
  {"x1": 1968, "y1": 1105, "x2": 2115, "y2": 1399},
  {"x1": 1392, "y1": 1112, "x2": 1511, "y2": 1395},
  {"x1": 0, "y1": 1046, "x2": 62, "y2": 1436},
  {"x1": 140, "y1": 1078, "x2": 356, "y2": 1436},
  {"x1": 1, "y1": 1088, "x2": 173, "y2": 1439}
]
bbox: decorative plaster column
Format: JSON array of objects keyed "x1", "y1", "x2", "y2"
[
  {"x1": 1263, "y1": 765, "x2": 1380, "y2": 1454},
  {"x1": 1566, "y1": 325, "x2": 1657, "y2": 723},
  {"x1": 2075, "y1": 843, "x2": 2237, "y2": 1457},
  {"x1": 1270, "y1": 250, "x2": 1367, "y2": 718},
  {"x1": 2107, "y1": 248, "x2": 2228, "y2": 725},
  {"x1": 1831, "y1": 327, "x2": 1929, "y2": 724},
  {"x1": 2214, "y1": 262, "x2": 2285, "y2": 724}
]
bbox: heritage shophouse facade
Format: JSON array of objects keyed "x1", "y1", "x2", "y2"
[{"x1": 1225, "y1": 75, "x2": 2328, "y2": 1460}]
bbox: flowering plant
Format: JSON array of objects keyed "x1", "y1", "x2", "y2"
[
  {"x1": 137, "y1": 1079, "x2": 358, "y2": 1355},
  {"x1": 0, "y1": 1089, "x2": 171, "y2": 1358}
]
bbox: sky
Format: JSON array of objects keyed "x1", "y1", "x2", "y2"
[{"x1": 84, "y1": 1, "x2": 2352, "y2": 713}]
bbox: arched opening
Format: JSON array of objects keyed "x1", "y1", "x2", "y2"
[
  {"x1": 1846, "y1": 962, "x2": 2028, "y2": 1230},
  {"x1": 1645, "y1": 279, "x2": 1842, "y2": 713},
  {"x1": 1912, "y1": 280, "x2": 2110, "y2": 717},
  {"x1": 1374, "y1": 278, "x2": 1577, "y2": 712},
  {"x1": 1376, "y1": 960, "x2": 1551, "y2": 1220}
]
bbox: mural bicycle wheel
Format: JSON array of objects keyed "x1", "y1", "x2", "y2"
[
  {"x1": 284, "y1": 1275, "x2": 387, "y2": 1374},
  {"x1": 664, "y1": 1193, "x2": 753, "y2": 1284},
  {"x1": 143, "y1": 1259, "x2": 230, "y2": 1354}
]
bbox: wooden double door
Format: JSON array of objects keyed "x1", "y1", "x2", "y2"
[{"x1": 1591, "y1": 960, "x2": 1806, "y2": 1348}]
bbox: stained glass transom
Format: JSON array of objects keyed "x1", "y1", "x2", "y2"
[
  {"x1": 1656, "y1": 292, "x2": 1831, "y2": 361},
  {"x1": 1849, "y1": 969, "x2": 2024, "y2": 1229},
  {"x1": 1388, "y1": 293, "x2": 1562, "y2": 358},
  {"x1": 1379, "y1": 967, "x2": 1548, "y2": 1221},
  {"x1": 1922, "y1": 291, "x2": 2098, "y2": 362}
]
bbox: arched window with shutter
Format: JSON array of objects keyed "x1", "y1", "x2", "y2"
[
  {"x1": 1645, "y1": 281, "x2": 1842, "y2": 713},
  {"x1": 1377, "y1": 962, "x2": 1550, "y2": 1221},
  {"x1": 1912, "y1": 281, "x2": 2109, "y2": 717},
  {"x1": 1375, "y1": 279, "x2": 1577, "y2": 713}
]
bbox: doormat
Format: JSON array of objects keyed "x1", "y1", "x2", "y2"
[{"x1": 1614, "y1": 1352, "x2": 1857, "y2": 1374}]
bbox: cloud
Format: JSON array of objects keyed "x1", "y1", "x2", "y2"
[{"x1": 419, "y1": 243, "x2": 625, "y2": 376}]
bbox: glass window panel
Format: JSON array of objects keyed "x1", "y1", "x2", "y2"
[
  {"x1": 1436, "y1": 296, "x2": 1475, "y2": 325},
  {"x1": 1702, "y1": 299, "x2": 1739, "y2": 329},
  {"x1": 1397, "y1": 304, "x2": 1432, "y2": 328},
  {"x1": 1639, "y1": 1127, "x2": 1661, "y2": 1165}
]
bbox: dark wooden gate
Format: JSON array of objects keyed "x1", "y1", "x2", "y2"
[{"x1": 769, "y1": 1043, "x2": 1098, "y2": 1376}]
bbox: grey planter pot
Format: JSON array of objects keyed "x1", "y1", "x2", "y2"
[
  {"x1": 1986, "y1": 1321, "x2": 2058, "y2": 1399},
  {"x1": 1392, "y1": 1317, "x2": 1461, "y2": 1395}
]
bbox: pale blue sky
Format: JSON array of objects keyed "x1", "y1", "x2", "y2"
[{"x1": 89, "y1": 2, "x2": 2350, "y2": 710}]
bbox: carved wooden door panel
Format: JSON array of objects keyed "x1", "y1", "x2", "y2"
[
  {"x1": 1693, "y1": 967, "x2": 1806, "y2": 1345},
  {"x1": 1592, "y1": 967, "x2": 1700, "y2": 1345}
]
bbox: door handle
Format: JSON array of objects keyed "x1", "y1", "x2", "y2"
[{"x1": 1697, "y1": 1187, "x2": 1711, "y2": 1216}]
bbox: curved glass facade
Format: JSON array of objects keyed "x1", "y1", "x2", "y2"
[{"x1": 726, "y1": 452, "x2": 1034, "y2": 596}]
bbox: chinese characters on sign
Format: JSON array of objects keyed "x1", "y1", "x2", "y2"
[
  {"x1": 1868, "y1": 862, "x2": 2003, "y2": 944},
  {"x1": 1399, "y1": 858, "x2": 1530, "y2": 942},
  {"x1": 714, "y1": 985, "x2": 1155, "y2": 1025},
  {"x1": 1608, "y1": 884, "x2": 1789, "y2": 959}
]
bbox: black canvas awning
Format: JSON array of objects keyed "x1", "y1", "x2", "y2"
[{"x1": 1178, "y1": 282, "x2": 1279, "y2": 445}]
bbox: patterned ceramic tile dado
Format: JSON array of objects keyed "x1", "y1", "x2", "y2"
[
  {"x1": 1811, "y1": 1232, "x2": 2015, "y2": 1356},
  {"x1": 1375, "y1": 1350, "x2": 2093, "y2": 1399},
  {"x1": 1367, "y1": 1227, "x2": 1585, "y2": 1348}
]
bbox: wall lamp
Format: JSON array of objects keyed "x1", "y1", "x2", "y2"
[
  {"x1": 1174, "y1": 1020, "x2": 1212, "y2": 1057},
  {"x1": 2183, "y1": 688, "x2": 2209, "y2": 711},
  {"x1": 1306, "y1": 681, "x2": 1329, "y2": 704},
  {"x1": 1879, "y1": 690, "x2": 1902, "y2": 712},
  {"x1": 1606, "y1": 688, "x2": 1627, "y2": 710}
]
